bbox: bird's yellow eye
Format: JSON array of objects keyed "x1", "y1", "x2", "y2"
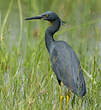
[{"x1": 45, "y1": 14, "x2": 48, "y2": 17}]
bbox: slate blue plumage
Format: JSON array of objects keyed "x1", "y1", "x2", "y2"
[{"x1": 25, "y1": 11, "x2": 86, "y2": 97}]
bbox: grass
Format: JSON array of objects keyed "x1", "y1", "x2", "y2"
[{"x1": 0, "y1": 0, "x2": 101, "y2": 110}]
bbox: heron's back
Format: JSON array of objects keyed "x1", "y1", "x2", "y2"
[{"x1": 50, "y1": 41, "x2": 86, "y2": 97}]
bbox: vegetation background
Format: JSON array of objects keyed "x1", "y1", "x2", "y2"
[{"x1": 0, "y1": 0, "x2": 101, "y2": 110}]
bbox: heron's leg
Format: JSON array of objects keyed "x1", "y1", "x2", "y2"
[
  {"x1": 66, "y1": 90, "x2": 70, "y2": 110},
  {"x1": 67, "y1": 94, "x2": 70, "y2": 110},
  {"x1": 59, "y1": 86, "x2": 63, "y2": 110}
]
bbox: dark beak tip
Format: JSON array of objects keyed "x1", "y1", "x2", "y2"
[
  {"x1": 24, "y1": 18, "x2": 28, "y2": 20},
  {"x1": 24, "y1": 17, "x2": 33, "y2": 21},
  {"x1": 24, "y1": 16, "x2": 43, "y2": 21}
]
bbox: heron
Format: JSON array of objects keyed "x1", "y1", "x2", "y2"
[{"x1": 25, "y1": 11, "x2": 86, "y2": 110}]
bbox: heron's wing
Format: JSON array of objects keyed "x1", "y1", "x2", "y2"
[{"x1": 50, "y1": 41, "x2": 86, "y2": 96}]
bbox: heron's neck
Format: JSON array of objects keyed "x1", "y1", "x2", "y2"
[{"x1": 45, "y1": 19, "x2": 61, "y2": 53}]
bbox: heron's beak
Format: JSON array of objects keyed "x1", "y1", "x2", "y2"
[{"x1": 25, "y1": 15, "x2": 43, "y2": 20}]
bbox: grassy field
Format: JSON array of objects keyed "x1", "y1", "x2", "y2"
[{"x1": 0, "y1": 0, "x2": 101, "y2": 110}]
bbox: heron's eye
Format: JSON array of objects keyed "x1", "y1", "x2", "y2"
[{"x1": 45, "y1": 14, "x2": 48, "y2": 17}]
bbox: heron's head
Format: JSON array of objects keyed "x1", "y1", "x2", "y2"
[{"x1": 25, "y1": 11, "x2": 65, "y2": 25}]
